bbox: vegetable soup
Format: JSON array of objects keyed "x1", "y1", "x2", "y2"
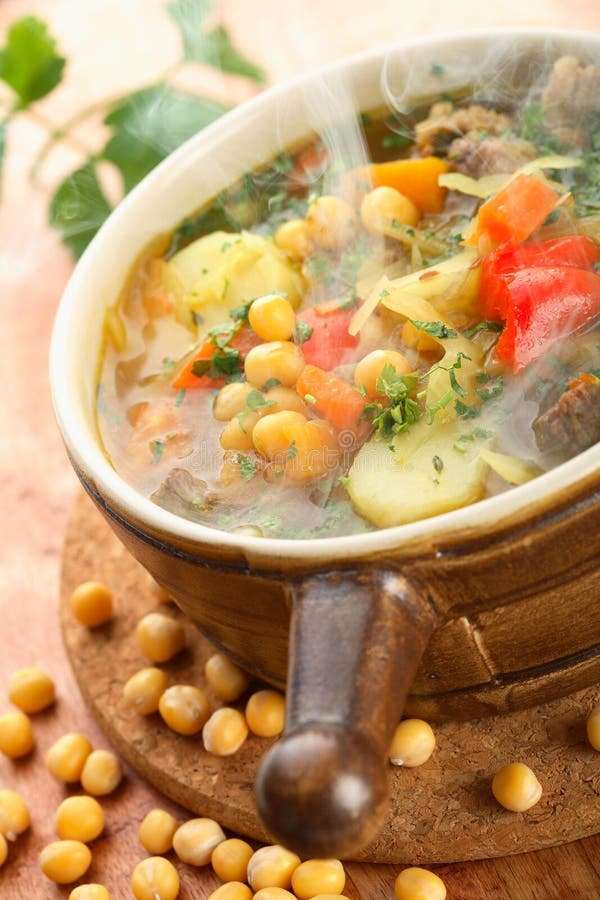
[{"x1": 97, "y1": 54, "x2": 600, "y2": 539}]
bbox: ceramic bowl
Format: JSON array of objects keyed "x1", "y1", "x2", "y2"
[{"x1": 51, "y1": 29, "x2": 600, "y2": 858}]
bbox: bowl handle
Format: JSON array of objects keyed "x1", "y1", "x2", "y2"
[{"x1": 255, "y1": 568, "x2": 438, "y2": 859}]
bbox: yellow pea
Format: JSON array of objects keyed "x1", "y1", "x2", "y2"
[
  {"x1": 249, "y1": 294, "x2": 297, "y2": 342},
  {"x1": 39, "y1": 840, "x2": 92, "y2": 884},
  {"x1": 70, "y1": 581, "x2": 114, "y2": 627},
  {"x1": 306, "y1": 195, "x2": 359, "y2": 251},
  {"x1": 8, "y1": 667, "x2": 56, "y2": 713},
  {"x1": 354, "y1": 349, "x2": 413, "y2": 399},
  {"x1": 0, "y1": 710, "x2": 34, "y2": 758}
]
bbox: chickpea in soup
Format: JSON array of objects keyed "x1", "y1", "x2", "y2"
[{"x1": 97, "y1": 54, "x2": 600, "y2": 539}]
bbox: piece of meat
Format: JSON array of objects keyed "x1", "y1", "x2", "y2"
[
  {"x1": 151, "y1": 468, "x2": 215, "y2": 522},
  {"x1": 415, "y1": 102, "x2": 513, "y2": 155},
  {"x1": 542, "y1": 55, "x2": 600, "y2": 134},
  {"x1": 533, "y1": 379, "x2": 600, "y2": 455},
  {"x1": 448, "y1": 134, "x2": 538, "y2": 178}
]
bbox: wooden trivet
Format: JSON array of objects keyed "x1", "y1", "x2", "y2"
[{"x1": 60, "y1": 492, "x2": 600, "y2": 864}]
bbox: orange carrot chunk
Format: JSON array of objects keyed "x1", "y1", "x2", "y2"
[
  {"x1": 467, "y1": 173, "x2": 561, "y2": 247},
  {"x1": 296, "y1": 364, "x2": 368, "y2": 434},
  {"x1": 349, "y1": 156, "x2": 449, "y2": 214}
]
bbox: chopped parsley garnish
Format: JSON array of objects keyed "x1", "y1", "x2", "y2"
[
  {"x1": 455, "y1": 399, "x2": 480, "y2": 419},
  {"x1": 263, "y1": 377, "x2": 282, "y2": 391},
  {"x1": 150, "y1": 439, "x2": 165, "y2": 464},
  {"x1": 287, "y1": 440, "x2": 298, "y2": 459},
  {"x1": 476, "y1": 373, "x2": 504, "y2": 402},
  {"x1": 237, "y1": 389, "x2": 276, "y2": 426},
  {"x1": 162, "y1": 357, "x2": 176, "y2": 372},
  {"x1": 229, "y1": 298, "x2": 254, "y2": 322},
  {"x1": 237, "y1": 454, "x2": 258, "y2": 482},
  {"x1": 462, "y1": 320, "x2": 503, "y2": 338},
  {"x1": 382, "y1": 132, "x2": 412, "y2": 150},
  {"x1": 174, "y1": 388, "x2": 186, "y2": 407},
  {"x1": 432, "y1": 455, "x2": 444, "y2": 473},
  {"x1": 411, "y1": 320, "x2": 457, "y2": 340},
  {"x1": 363, "y1": 364, "x2": 420, "y2": 438},
  {"x1": 430, "y1": 62, "x2": 445, "y2": 78},
  {"x1": 295, "y1": 317, "x2": 313, "y2": 345}
]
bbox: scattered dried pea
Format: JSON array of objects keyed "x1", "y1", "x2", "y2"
[
  {"x1": 0, "y1": 789, "x2": 30, "y2": 840},
  {"x1": 291, "y1": 858, "x2": 346, "y2": 899},
  {"x1": 159, "y1": 685, "x2": 211, "y2": 735},
  {"x1": 394, "y1": 867, "x2": 447, "y2": 900},
  {"x1": 139, "y1": 808, "x2": 179, "y2": 855},
  {"x1": 587, "y1": 703, "x2": 600, "y2": 750},
  {"x1": 172, "y1": 817, "x2": 226, "y2": 866},
  {"x1": 247, "y1": 844, "x2": 301, "y2": 892},
  {"x1": 80, "y1": 749, "x2": 123, "y2": 796},
  {"x1": 245, "y1": 690, "x2": 285, "y2": 738},
  {"x1": 69, "y1": 886, "x2": 111, "y2": 900},
  {"x1": 124, "y1": 667, "x2": 168, "y2": 715},
  {"x1": 136, "y1": 613, "x2": 185, "y2": 663},
  {"x1": 252, "y1": 888, "x2": 296, "y2": 899},
  {"x1": 204, "y1": 654, "x2": 249, "y2": 703},
  {"x1": 207, "y1": 883, "x2": 253, "y2": 900},
  {"x1": 389, "y1": 719, "x2": 436, "y2": 768},
  {"x1": 55, "y1": 795, "x2": 105, "y2": 843},
  {"x1": 39, "y1": 840, "x2": 92, "y2": 884},
  {"x1": 8, "y1": 667, "x2": 56, "y2": 713},
  {"x1": 0, "y1": 710, "x2": 34, "y2": 758},
  {"x1": 131, "y1": 856, "x2": 180, "y2": 900},
  {"x1": 45, "y1": 732, "x2": 93, "y2": 783},
  {"x1": 70, "y1": 581, "x2": 114, "y2": 627},
  {"x1": 492, "y1": 762, "x2": 542, "y2": 812},
  {"x1": 202, "y1": 707, "x2": 248, "y2": 756},
  {"x1": 211, "y1": 837, "x2": 254, "y2": 883}
]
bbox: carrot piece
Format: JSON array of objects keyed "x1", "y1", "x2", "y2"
[
  {"x1": 348, "y1": 156, "x2": 449, "y2": 214},
  {"x1": 466, "y1": 173, "x2": 560, "y2": 247},
  {"x1": 297, "y1": 364, "x2": 368, "y2": 434},
  {"x1": 172, "y1": 340, "x2": 216, "y2": 390}
]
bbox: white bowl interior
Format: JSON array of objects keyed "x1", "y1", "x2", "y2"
[{"x1": 51, "y1": 28, "x2": 600, "y2": 566}]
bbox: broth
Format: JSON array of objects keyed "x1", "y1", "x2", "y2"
[{"x1": 97, "y1": 53, "x2": 600, "y2": 538}]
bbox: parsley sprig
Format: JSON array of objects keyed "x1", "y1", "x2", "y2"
[{"x1": 0, "y1": 5, "x2": 265, "y2": 257}]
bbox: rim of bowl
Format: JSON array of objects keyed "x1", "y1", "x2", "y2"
[{"x1": 50, "y1": 26, "x2": 600, "y2": 564}]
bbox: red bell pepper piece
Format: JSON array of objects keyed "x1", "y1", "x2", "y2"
[
  {"x1": 466, "y1": 173, "x2": 560, "y2": 247},
  {"x1": 481, "y1": 236, "x2": 600, "y2": 319},
  {"x1": 495, "y1": 266, "x2": 600, "y2": 372},
  {"x1": 298, "y1": 301, "x2": 360, "y2": 370}
]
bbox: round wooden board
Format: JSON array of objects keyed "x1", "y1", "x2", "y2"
[{"x1": 60, "y1": 492, "x2": 600, "y2": 864}]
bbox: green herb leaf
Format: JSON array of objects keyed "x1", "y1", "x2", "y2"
[
  {"x1": 262, "y1": 377, "x2": 282, "y2": 391},
  {"x1": 476, "y1": 374, "x2": 504, "y2": 402},
  {"x1": 295, "y1": 317, "x2": 313, "y2": 345},
  {"x1": 174, "y1": 388, "x2": 186, "y2": 407},
  {"x1": 287, "y1": 440, "x2": 298, "y2": 459},
  {"x1": 48, "y1": 162, "x2": 112, "y2": 258},
  {"x1": 237, "y1": 388, "x2": 275, "y2": 424},
  {"x1": 410, "y1": 319, "x2": 457, "y2": 340},
  {"x1": 364, "y1": 364, "x2": 421, "y2": 437},
  {"x1": 382, "y1": 132, "x2": 412, "y2": 150},
  {"x1": 432, "y1": 455, "x2": 444, "y2": 473},
  {"x1": 237, "y1": 453, "x2": 258, "y2": 482},
  {"x1": 168, "y1": 1, "x2": 266, "y2": 83},
  {"x1": 455, "y1": 399, "x2": 480, "y2": 419},
  {"x1": 0, "y1": 16, "x2": 66, "y2": 108},
  {"x1": 151, "y1": 439, "x2": 166, "y2": 464},
  {"x1": 103, "y1": 85, "x2": 229, "y2": 194},
  {"x1": 229, "y1": 298, "x2": 254, "y2": 322},
  {"x1": 462, "y1": 320, "x2": 503, "y2": 338}
]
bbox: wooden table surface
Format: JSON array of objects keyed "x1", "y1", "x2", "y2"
[{"x1": 1, "y1": 1, "x2": 599, "y2": 898}]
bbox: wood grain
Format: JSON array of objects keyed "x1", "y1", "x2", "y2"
[
  {"x1": 0, "y1": 1, "x2": 599, "y2": 898},
  {"x1": 60, "y1": 492, "x2": 600, "y2": 868}
]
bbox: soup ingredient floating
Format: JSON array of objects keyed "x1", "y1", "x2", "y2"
[{"x1": 98, "y1": 54, "x2": 600, "y2": 538}]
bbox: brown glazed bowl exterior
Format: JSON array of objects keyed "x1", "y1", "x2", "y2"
[{"x1": 51, "y1": 30, "x2": 600, "y2": 858}]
